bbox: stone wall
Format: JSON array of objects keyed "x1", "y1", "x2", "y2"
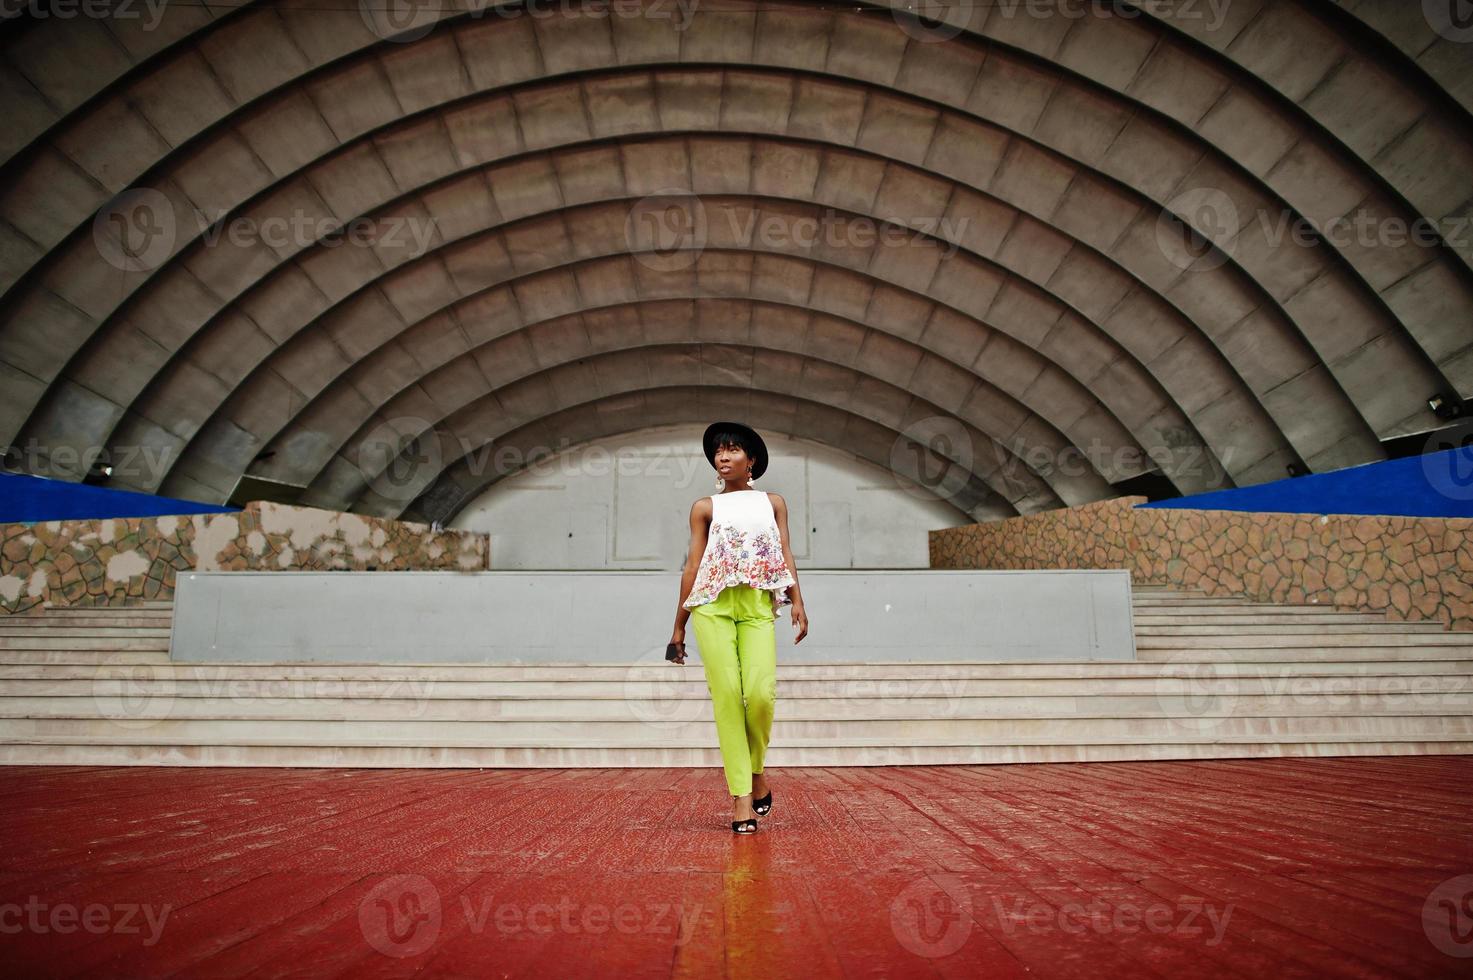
[
  {"x1": 0, "y1": 501, "x2": 490, "y2": 614},
  {"x1": 930, "y1": 497, "x2": 1473, "y2": 633}
]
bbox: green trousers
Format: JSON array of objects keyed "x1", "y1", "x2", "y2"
[{"x1": 689, "y1": 582, "x2": 777, "y2": 797}]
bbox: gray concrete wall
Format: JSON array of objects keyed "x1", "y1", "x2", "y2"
[
  {"x1": 170, "y1": 568, "x2": 1137, "y2": 664},
  {"x1": 449, "y1": 423, "x2": 971, "y2": 571}
]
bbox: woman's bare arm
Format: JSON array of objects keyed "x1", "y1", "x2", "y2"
[
  {"x1": 673, "y1": 496, "x2": 712, "y2": 632},
  {"x1": 768, "y1": 492, "x2": 802, "y2": 606},
  {"x1": 768, "y1": 493, "x2": 808, "y2": 643}
]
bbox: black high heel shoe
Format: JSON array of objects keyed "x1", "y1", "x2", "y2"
[
  {"x1": 753, "y1": 788, "x2": 772, "y2": 816},
  {"x1": 731, "y1": 795, "x2": 758, "y2": 834}
]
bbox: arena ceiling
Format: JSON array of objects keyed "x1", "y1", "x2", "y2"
[{"x1": 0, "y1": 0, "x2": 1469, "y2": 524}]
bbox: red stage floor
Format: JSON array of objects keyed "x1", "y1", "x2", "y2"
[{"x1": 1, "y1": 757, "x2": 1470, "y2": 978}]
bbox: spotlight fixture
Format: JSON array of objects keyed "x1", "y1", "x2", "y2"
[
  {"x1": 1428, "y1": 392, "x2": 1466, "y2": 420},
  {"x1": 82, "y1": 460, "x2": 113, "y2": 486},
  {"x1": 1286, "y1": 463, "x2": 1306, "y2": 478}
]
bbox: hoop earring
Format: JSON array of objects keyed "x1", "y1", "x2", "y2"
[{"x1": 715, "y1": 475, "x2": 723, "y2": 489}]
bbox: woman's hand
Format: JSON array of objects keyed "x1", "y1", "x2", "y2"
[
  {"x1": 667, "y1": 629, "x2": 687, "y2": 665},
  {"x1": 790, "y1": 602, "x2": 808, "y2": 644}
]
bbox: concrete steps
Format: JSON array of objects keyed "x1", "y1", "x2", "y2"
[
  {"x1": 4, "y1": 721, "x2": 1470, "y2": 753},
  {"x1": 0, "y1": 653, "x2": 173, "y2": 665},
  {"x1": 12, "y1": 691, "x2": 1473, "y2": 720},
  {"x1": 0, "y1": 586, "x2": 1467, "y2": 767},
  {"x1": 0, "y1": 637, "x2": 173, "y2": 651},
  {"x1": 3, "y1": 738, "x2": 1467, "y2": 770},
  {"x1": 1137, "y1": 632, "x2": 1473, "y2": 647},
  {"x1": 1135, "y1": 620, "x2": 1441, "y2": 632},
  {"x1": 6, "y1": 658, "x2": 1472, "y2": 678}
]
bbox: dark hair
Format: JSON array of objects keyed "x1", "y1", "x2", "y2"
[{"x1": 709, "y1": 427, "x2": 757, "y2": 462}]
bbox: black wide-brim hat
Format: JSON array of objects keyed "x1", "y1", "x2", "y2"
[{"x1": 702, "y1": 421, "x2": 769, "y2": 480}]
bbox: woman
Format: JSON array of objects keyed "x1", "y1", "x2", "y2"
[{"x1": 668, "y1": 421, "x2": 809, "y2": 834}]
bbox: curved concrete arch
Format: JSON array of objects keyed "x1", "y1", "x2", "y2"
[
  {"x1": 94, "y1": 127, "x2": 1293, "y2": 499},
  {"x1": 144, "y1": 236, "x2": 1210, "y2": 501},
  {"x1": 20, "y1": 69, "x2": 1366, "y2": 492},
  {"x1": 17, "y1": 65, "x2": 1373, "y2": 476},
  {"x1": 7, "y1": 0, "x2": 1468, "y2": 325},
  {"x1": 68, "y1": 115, "x2": 1347, "y2": 493},
  {"x1": 0, "y1": 10, "x2": 1455, "y2": 450},
  {"x1": 0, "y1": 0, "x2": 1461, "y2": 515},
  {"x1": 0, "y1": 0, "x2": 264, "y2": 167},
  {"x1": 319, "y1": 339, "x2": 1085, "y2": 515},
  {"x1": 249, "y1": 294, "x2": 1150, "y2": 500},
  {"x1": 337, "y1": 355, "x2": 1049, "y2": 521},
  {"x1": 1130, "y1": 0, "x2": 1473, "y2": 269},
  {"x1": 1119, "y1": 1, "x2": 1473, "y2": 386},
  {"x1": 394, "y1": 386, "x2": 1014, "y2": 525},
  {"x1": 1328, "y1": 2, "x2": 1473, "y2": 118},
  {"x1": 230, "y1": 309, "x2": 1123, "y2": 511},
  {"x1": 133, "y1": 212, "x2": 1260, "y2": 504}
]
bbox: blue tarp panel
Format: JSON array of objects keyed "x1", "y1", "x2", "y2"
[
  {"x1": 0, "y1": 470, "x2": 239, "y2": 523},
  {"x1": 1136, "y1": 444, "x2": 1473, "y2": 518}
]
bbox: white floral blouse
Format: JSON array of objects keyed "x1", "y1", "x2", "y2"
[{"x1": 683, "y1": 490, "x2": 796, "y2": 610}]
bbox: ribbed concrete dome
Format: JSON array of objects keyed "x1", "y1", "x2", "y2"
[{"x1": 0, "y1": 0, "x2": 1469, "y2": 523}]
